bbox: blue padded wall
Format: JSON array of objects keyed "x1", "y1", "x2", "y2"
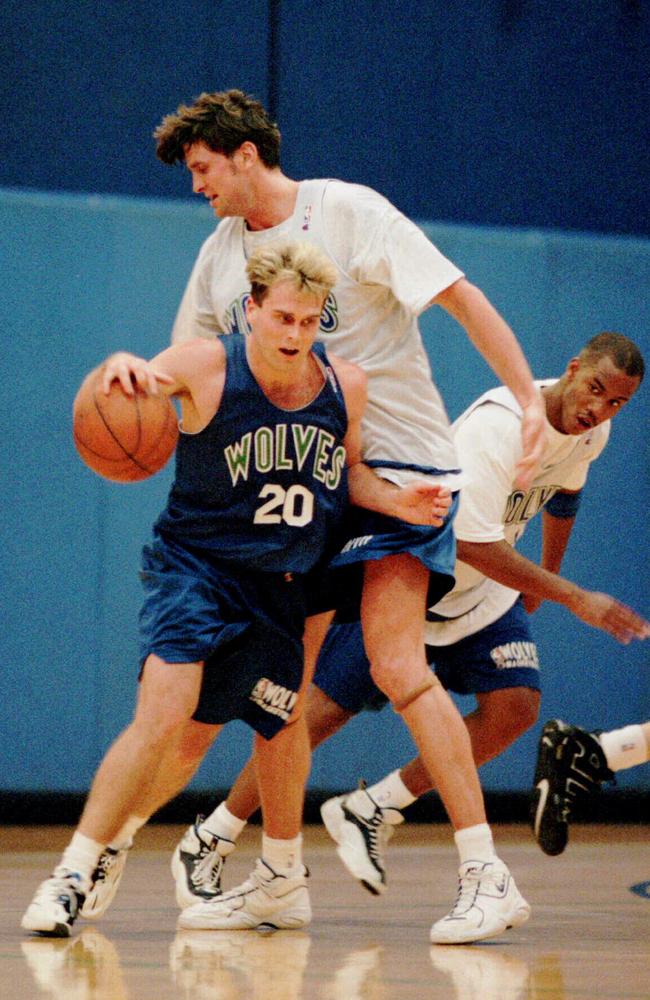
[{"x1": 1, "y1": 1, "x2": 649, "y2": 236}]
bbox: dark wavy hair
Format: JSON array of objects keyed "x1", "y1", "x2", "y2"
[{"x1": 154, "y1": 89, "x2": 281, "y2": 167}]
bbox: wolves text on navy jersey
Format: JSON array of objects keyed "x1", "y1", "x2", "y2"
[{"x1": 224, "y1": 423, "x2": 346, "y2": 491}]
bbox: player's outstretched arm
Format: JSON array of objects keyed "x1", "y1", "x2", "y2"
[
  {"x1": 457, "y1": 538, "x2": 650, "y2": 644},
  {"x1": 432, "y1": 278, "x2": 546, "y2": 490}
]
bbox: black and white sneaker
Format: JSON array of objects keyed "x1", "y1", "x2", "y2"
[
  {"x1": 22, "y1": 869, "x2": 88, "y2": 937},
  {"x1": 171, "y1": 816, "x2": 236, "y2": 909},
  {"x1": 320, "y1": 783, "x2": 404, "y2": 895},
  {"x1": 531, "y1": 719, "x2": 614, "y2": 855}
]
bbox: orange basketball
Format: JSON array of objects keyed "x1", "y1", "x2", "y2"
[{"x1": 73, "y1": 368, "x2": 179, "y2": 482}]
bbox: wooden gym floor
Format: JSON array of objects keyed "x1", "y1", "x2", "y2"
[{"x1": 2, "y1": 823, "x2": 648, "y2": 999}]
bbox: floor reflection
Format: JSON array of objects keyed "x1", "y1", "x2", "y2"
[
  {"x1": 170, "y1": 929, "x2": 311, "y2": 999},
  {"x1": 21, "y1": 923, "x2": 568, "y2": 1000},
  {"x1": 21, "y1": 929, "x2": 128, "y2": 1000},
  {"x1": 430, "y1": 944, "x2": 531, "y2": 999}
]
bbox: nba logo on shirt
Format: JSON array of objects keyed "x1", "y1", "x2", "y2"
[{"x1": 302, "y1": 204, "x2": 313, "y2": 230}]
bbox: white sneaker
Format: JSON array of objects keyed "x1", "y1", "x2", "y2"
[
  {"x1": 22, "y1": 869, "x2": 88, "y2": 937},
  {"x1": 178, "y1": 859, "x2": 311, "y2": 931},
  {"x1": 430, "y1": 860, "x2": 531, "y2": 945},
  {"x1": 80, "y1": 843, "x2": 131, "y2": 920},
  {"x1": 320, "y1": 785, "x2": 403, "y2": 895},
  {"x1": 171, "y1": 816, "x2": 236, "y2": 909}
]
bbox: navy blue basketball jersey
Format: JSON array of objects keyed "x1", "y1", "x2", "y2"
[{"x1": 153, "y1": 335, "x2": 349, "y2": 573}]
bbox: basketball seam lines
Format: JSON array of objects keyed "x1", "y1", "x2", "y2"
[{"x1": 91, "y1": 388, "x2": 153, "y2": 474}]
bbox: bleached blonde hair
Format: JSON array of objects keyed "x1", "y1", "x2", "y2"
[{"x1": 246, "y1": 241, "x2": 338, "y2": 306}]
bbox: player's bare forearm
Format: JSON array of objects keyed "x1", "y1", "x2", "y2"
[
  {"x1": 523, "y1": 508, "x2": 577, "y2": 613},
  {"x1": 99, "y1": 340, "x2": 223, "y2": 399},
  {"x1": 540, "y1": 509, "x2": 576, "y2": 574},
  {"x1": 457, "y1": 539, "x2": 578, "y2": 606},
  {"x1": 348, "y1": 464, "x2": 451, "y2": 525},
  {"x1": 432, "y1": 278, "x2": 546, "y2": 489},
  {"x1": 458, "y1": 539, "x2": 650, "y2": 643}
]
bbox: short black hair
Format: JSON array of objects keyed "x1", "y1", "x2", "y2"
[{"x1": 580, "y1": 331, "x2": 644, "y2": 384}]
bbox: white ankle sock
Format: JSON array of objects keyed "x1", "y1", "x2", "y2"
[
  {"x1": 59, "y1": 832, "x2": 105, "y2": 885},
  {"x1": 454, "y1": 823, "x2": 497, "y2": 865},
  {"x1": 599, "y1": 725, "x2": 649, "y2": 771},
  {"x1": 109, "y1": 815, "x2": 145, "y2": 851},
  {"x1": 200, "y1": 802, "x2": 247, "y2": 842},
  {"x1": 262, "y1": 833, "x2": 303, "y2": 875},
  {"x1": 365, "y1": 770, "x2": 416, "y2": 810}
]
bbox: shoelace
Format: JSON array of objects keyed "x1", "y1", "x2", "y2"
[
  {"x1": 355, "y1": 807, "x2": 388, "y2": 867},
  {"x1": 368, "y1": 812, "x2": 387, "y2": 863},
  {"x1": 191, "y1": 843, "x2": 225, "y2": 892},
  {"x1": 94, "y1": 850, "x2": 119, "y2": 884},
  {"x1": 447, "y1": 867, "x2": 486, "y2": 918}
]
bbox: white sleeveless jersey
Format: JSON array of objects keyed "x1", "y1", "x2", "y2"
[
  {"x1": 172, "y1": 179, "x2": 466, "y2": 488},
  {"x1": 425, "y1": 380, "x2": 610, "y2": 645}
]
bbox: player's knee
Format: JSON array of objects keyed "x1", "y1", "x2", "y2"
[
  {"x1": 133, "y1": 698, "x2": 198, "y2": 745},
  {"x1": 369, "y1": 657, "x2": 435, "y2": 709},
  {"x1": 514, "y1": 688, "x2": 541, "y2": 733}
]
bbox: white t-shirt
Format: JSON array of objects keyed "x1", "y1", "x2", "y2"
[
  {"x1": 172, "y1": 179, "x2": 466, "y2": 488},
  {"x1": 425, "y1": 380, "x2": 610, "y2": 645}
]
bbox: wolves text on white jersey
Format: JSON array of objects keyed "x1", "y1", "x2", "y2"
[
  {"x1": 224, "y1": 292, "x2": 340, "y2": 338},
  {"x1": 503, "y1": 484, "x2": 560, "y2": 533}
]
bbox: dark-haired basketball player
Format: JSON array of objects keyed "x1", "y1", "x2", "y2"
[{"x1": 151, "y1": 88, "x2": 544, "y2": 944}]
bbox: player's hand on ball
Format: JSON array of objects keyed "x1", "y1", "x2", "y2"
[{"x1": 101, "y1": 352, "x2": 174, "y2": 397}]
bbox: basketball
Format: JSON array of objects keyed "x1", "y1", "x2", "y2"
[{"x1": 72, "y1": 368, "x2": 179, "y2": 482}]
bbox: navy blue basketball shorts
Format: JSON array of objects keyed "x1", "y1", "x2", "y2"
[
  {"x1": 138, "y1": 536, "x2": 308, "y2": 739},
  {"x1": 323, "y1": 493, "x2": 459, "y2": 621},
  {"x1": 312, "y1": 597, "x2": 541, "y2": 714}
]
